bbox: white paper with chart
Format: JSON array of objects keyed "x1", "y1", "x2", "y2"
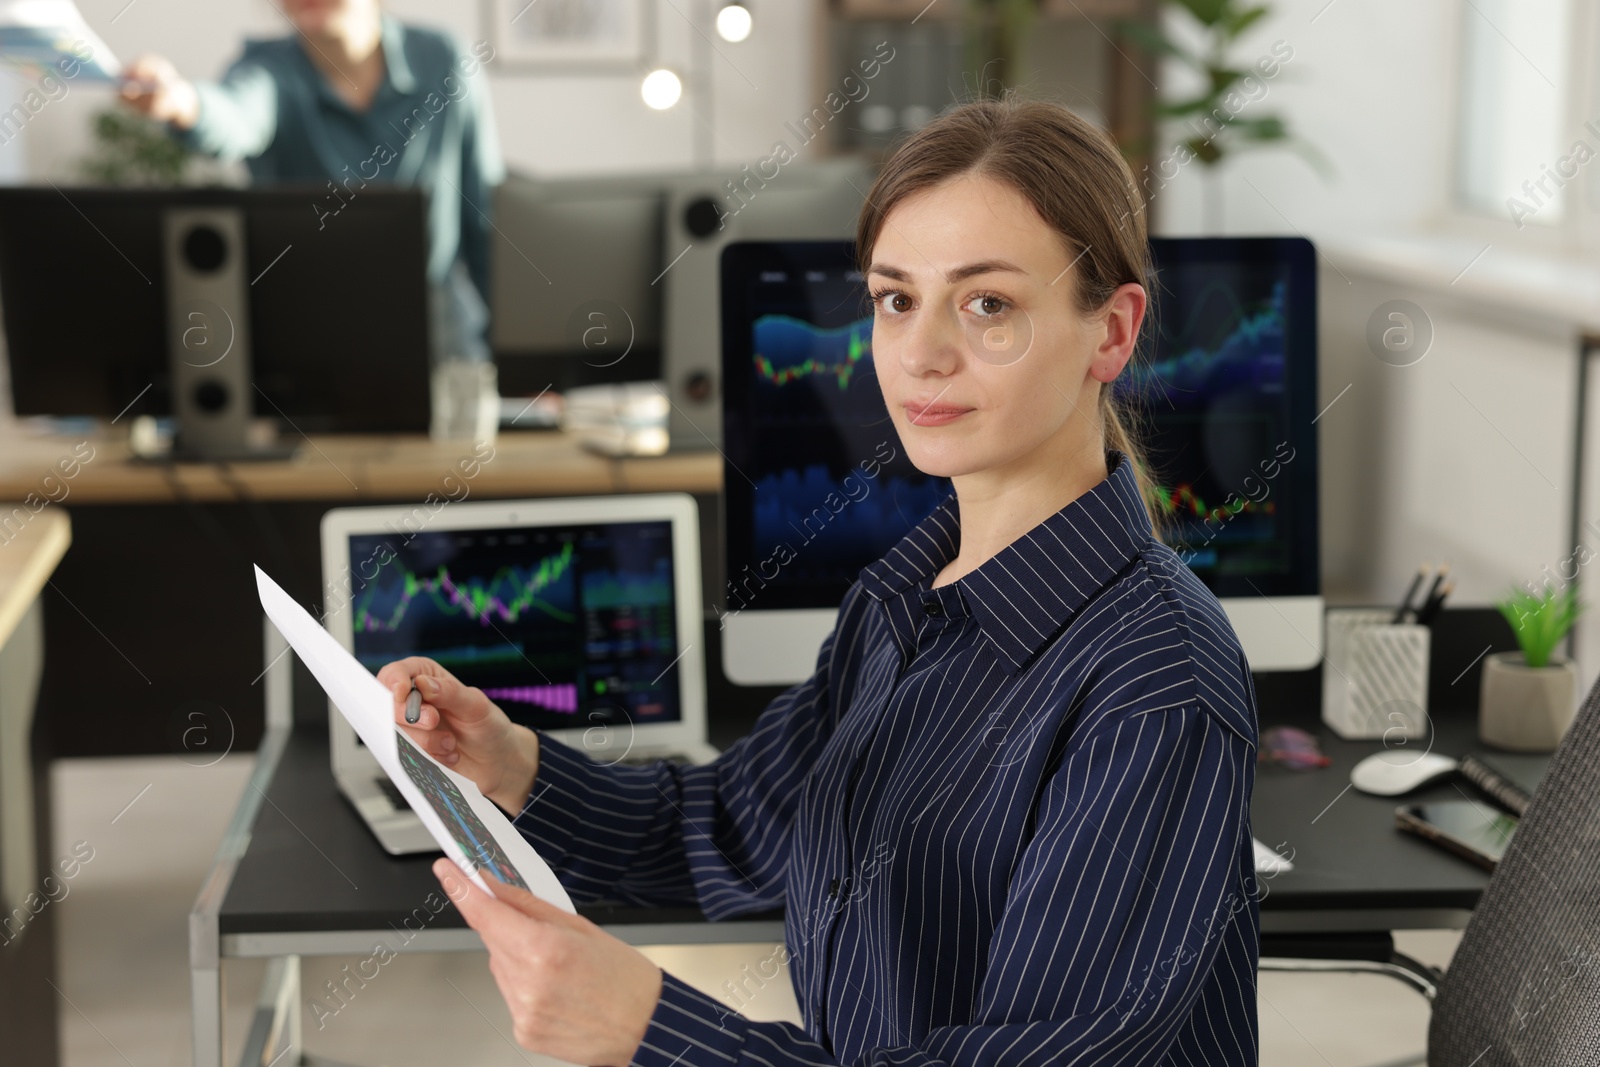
[{"x1": 254, "y1": 565, "x2": 574, "y2": 911}]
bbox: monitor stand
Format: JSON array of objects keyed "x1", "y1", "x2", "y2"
[{"x1": 165, "y1": 438, "x2": 300, "y2": 463}]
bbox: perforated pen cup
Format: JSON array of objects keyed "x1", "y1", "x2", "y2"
[{"x1": 1321, "y1": 608, "x2": 1431, "y2": 740}]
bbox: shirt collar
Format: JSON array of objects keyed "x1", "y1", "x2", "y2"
[
  {"x1": 299, "y1": 15, "x2": 416, "y2": 107},
  {"x1": 378, "y1": 15, "x2": 417, "y2": 94},
  {"x1": 858, "y1": 450, "x2": 1154, "y2": 672}
]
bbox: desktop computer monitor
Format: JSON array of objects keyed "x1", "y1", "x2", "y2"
[
  {"x1": 489, "y1": 171, "x2": 665, "y2": 393},
  {"x1": 1133, "y1": 236, "x2": 1322, "y2": 670},
  {"x1": 719, "y1": 236, "x2": 1323, "y2": 685},
  {"x1": 0, "y1": 186, "x2": 431, "y2": 433},
  {"x1": 719, "y1": 239, "x2": 951, "y2": 684}
]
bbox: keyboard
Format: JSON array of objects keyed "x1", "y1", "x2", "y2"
[
  {"x1": 616, "y1": 750, "x2": 695, "y2": 767},
  {"x1": 376, "y1": 776, "x2": 408, "y2": 810}
]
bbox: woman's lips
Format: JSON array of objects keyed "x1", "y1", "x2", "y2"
[{"x1": 904, "y1": 403, "x2": 973, "y2": 426}]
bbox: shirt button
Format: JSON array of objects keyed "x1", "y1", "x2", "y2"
[
  {"x1": 922, "y1": 596, "x2": 942, "y2": 617},
  {"x1": 827, "y1": 877, "x2": 840, "y2": 899}
]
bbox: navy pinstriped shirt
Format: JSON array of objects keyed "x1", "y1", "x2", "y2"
[{"x1": 512, "y1": 449, "x2": 1261, "y2": 1066}]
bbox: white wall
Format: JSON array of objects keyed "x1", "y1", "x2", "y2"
[
  {"x1": 1151, "y1": 0, "x2": 1589, "y2": 634},
  {"x1": 1152, "y1": 0, "x2": 1458, "y2": 239},
  {"x1": 7, "y1": 0, "x2": 821, "y2": 180}
]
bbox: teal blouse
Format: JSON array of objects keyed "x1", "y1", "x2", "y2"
[{"x1": 176, "y1": 16, "x2": 504, "y2": 360}]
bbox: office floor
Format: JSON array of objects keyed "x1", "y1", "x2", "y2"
[{"x1": 49, "y1": 755, "x2": 1461, "y2": 1067}]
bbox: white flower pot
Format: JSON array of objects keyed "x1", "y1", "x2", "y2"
[{"x1": 1478, "y1": 652, "x2": 1578, "y2": 752}]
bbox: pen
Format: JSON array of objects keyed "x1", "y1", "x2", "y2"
[
  {"x1": 1392, "y1": 563, "x2": 1429, "y2": 623},
  {"x1": 1414, "y1": 562, "x2": 1448, "y2": 623},
  {"x1": 405, "y1": 684, "x2": 422, "y2": 724},
  {"x1": 1416, "y1": 579, "x2": 1454, "y2": 626}
]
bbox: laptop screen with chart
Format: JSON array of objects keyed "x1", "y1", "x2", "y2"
[
  {"x1": 321, "y1": 494, "x2": 709, "y2": 772},
  {"x1": 345, "y1": 519, "x2": 680, "y2": 731}
]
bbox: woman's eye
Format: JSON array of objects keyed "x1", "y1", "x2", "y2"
[
  {"x1": 966, "y1": 294, "x2": 1008, "y2": 317},
  {"x1": 874, "y1": 290, "x2": 913, "y2": 315}
]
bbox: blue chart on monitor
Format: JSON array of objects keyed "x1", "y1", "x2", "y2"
[
  {"x1": 751, "y1": 313, "x2": 879, "y2": 418},
  {"x1": 751, "y1": 465, "x2": 950, "y2": 580},
  {"x1": 350, "y1": 545, "x2": 580, "y2": 687},
  {"x1": 581, "y1": 558, "x2": 676, "y2": 659},
  {"x1": 1117, "y1": 277, "x2": 1286, "y2": 408}
]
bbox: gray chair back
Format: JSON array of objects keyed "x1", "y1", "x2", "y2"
[{"x1": 1427, "y1": 672, "x2": 1600, "y2": 1064}]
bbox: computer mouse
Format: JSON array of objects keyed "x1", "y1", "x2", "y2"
[{"x1": 1350, "y1": 751, "x2": 1460, "y2": 796}]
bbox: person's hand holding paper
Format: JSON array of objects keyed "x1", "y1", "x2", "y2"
[
  {"x1": 253, "y1": 565, "x2": 571, "y2": 911},
  {"x1": 374, "y1": 657, "x2": 543, "y2": 819}
]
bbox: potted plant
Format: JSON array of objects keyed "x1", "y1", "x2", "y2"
[
  {"x1": 1120, "y1": 0, "x2": 1329, "y2": 231},
  {"x1": 1481, "y1": 586, "x2": 1583, "y2": 751}
]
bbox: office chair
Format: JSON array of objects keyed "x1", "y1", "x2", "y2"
[{"x1": 1260, "y1": 670, "x2": 1600, "y2": 1065}]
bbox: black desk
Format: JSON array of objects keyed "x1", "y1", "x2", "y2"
[
  {"x1": 222, "y1": 729, "x2": 780, "y2": 942},
  {"x1": 190, "y1": 724, "x2": 785, "y2": 1067},
  {"x1": 191, "y1": 612, "x2": 1533, "y2": 1067},
  {"x1": 1255, "y1": 707, "x2": 1498, "y2": 929}
]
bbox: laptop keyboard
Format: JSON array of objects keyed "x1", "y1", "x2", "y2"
[
  {"x1": 614, "y1": 751, "x2": 692, "y2": 767},
  {"x1": 376, "y1": 776, "x2": 408, "y2": 810}
]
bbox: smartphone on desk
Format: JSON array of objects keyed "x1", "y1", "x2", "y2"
[{"x1": 1396, "y1": 801, "x2": 1518, "y2": 872}]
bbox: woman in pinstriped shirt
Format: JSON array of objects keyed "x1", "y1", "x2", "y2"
[{"x1": 382, "y1": 97, "x2": 1261, "y2": 1067}]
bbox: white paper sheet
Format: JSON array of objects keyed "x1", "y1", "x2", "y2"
[
  {"x1": 0, "y1": 1, "x2": 122, "y2": 80},
  {"x1": 1252, "y1": 836, "x2": 1294, "y2": 875},
  {"x1": 254, "y1": 565, "x2": 574, "y2": 911}
]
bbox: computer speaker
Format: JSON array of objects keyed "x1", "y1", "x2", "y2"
[
  {"x1": 660, "y1": 181, "x2": 735, "y2": 451},
  {"x1": 163, "y1": 207, "x2": 255, "y2": 455}
]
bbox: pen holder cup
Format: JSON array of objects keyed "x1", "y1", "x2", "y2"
[{"x1": 1321, "y1": 608, "x2": 1431, "y2": 740}]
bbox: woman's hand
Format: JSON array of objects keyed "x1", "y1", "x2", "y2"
[
  {"x1": 119, "y1": 54, "x2": 200, "y2": 128},
  {"x1": 377, "y1": 657, "x2": 540, "y2": 816},
  {"x1": 434, "y1": 858, "x2": 662, "y2": 1065}
]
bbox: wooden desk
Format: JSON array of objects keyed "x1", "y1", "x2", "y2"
[
  {"x1": 0, "y1": 429, "x2": 721, "y2": 504},
  {"x1": 11, "y1": 430, "x2": 723, "y2": 758},
  {"x1": 0, "y1": 506, "x2": 70, "y2": 1067}
]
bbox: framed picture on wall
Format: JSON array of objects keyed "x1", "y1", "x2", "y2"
[{"x1": 488, "y1": 0, "x2": 650, "y2": 68}]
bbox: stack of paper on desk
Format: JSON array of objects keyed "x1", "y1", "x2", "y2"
[{"x1": 254, "y1": 565, "x2": 573, "y2": 911}]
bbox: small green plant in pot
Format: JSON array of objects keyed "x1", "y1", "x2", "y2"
[{"x1": 1481, "y1": 586, "x2": 1583, "y2": 751}]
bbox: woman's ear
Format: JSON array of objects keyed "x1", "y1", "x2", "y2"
[{"x1": 1088, "y1": 282, "x2": 1147, "y2": 384}]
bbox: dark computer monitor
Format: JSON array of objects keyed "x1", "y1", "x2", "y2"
[
  {"x1": 489, "y1": 171, "x2": 664, "y2": 393},
  {"x1": 1131, "y1": 237, "x2": 1320, "y2": 598},
  {"x1": 0, "y1": 185, "x2": 431, "y2": 433},
  {"x1": 718, "y1": 236, "x2": 1324, "y2": 683},
  {"x1": 719, "y1": 239, "x2": 952, "y2": 683}
]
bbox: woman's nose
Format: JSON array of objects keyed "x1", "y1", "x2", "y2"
[{"x1": 897, "y1": 304, "x2": 963, "y2": 378}]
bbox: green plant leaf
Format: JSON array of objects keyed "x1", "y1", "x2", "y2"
[
  {"x1": 1230, "y1": 115, "x2": 1288, "y2": 140},
  {"x1": 1497, "y1": 585, "x2": 1583, "y2": 668},
  {"x1": 1185, "y1": 136, "x2": 1223, "y2": 164},
  {"x1": 1156, "y1": 93, "x2": 1230, "y2": 117},
  {"x1": 1222, "y1": 5, "x2": 1271, "y2": 39},
  {"x1": 1171, "y1": 0, "x2": 1232, "y2": 26},
  {"x1": 1118, "y1": 20, "x2": 1200, "y2": 68},
  {"x1": 1207, "y1": 66, "x2": 1249, "y2": 95}
]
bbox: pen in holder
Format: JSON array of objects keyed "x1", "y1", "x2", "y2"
[{"x1": 1321, "y1": 608, "x2": 1431, "y2": 740}]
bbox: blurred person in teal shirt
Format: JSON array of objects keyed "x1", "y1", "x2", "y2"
[{"x1": 120, "y1": 0, "x2": 504, "y2": 363}]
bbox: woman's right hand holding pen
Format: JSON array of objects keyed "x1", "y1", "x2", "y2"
[{"x1": 377, "y1": 657, "x2": 541, "y2": 817}]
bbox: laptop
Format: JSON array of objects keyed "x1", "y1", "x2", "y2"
[{"x1": 320, "y1": 493, "x2": 717, "y2": 855}]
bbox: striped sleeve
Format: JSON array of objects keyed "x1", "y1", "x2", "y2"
[
  {"x1": 510, "y1": 584, "x2": 867, "y2": 914},
  {"x1": 630, "y1": 703, "x2": 1257, "y2": 1067}
]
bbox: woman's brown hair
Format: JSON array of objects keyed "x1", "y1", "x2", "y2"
[{"x1": 855, "y1": 96, "x2": 1165, "y2": 535}]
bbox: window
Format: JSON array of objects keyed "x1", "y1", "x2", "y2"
[{"x1": 1455, "y1": 0, "x2": 1580, "y2": 230}]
